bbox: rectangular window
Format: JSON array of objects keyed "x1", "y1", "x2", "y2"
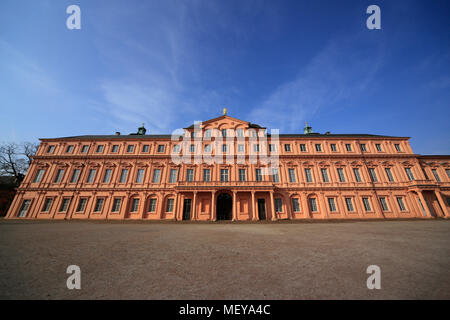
[
  {"x1": 166, "y1": 199, "x2": 174, "y2": 212},
  {"x1": 272, "y1": 168, "x2": 279, "y2": 183},
  {"x1": 186, "y1": 169, "x2": 194, "y2": 182},
  {"x1": 288, "y1": 168, "x2": 296, "y2": 183},
  {"x1": 394, "y1": 144, "x2": 401, "y2": 152},
  {"x1": 54, "y1": 169, "x2": 64, "y2": 183},
  {"x1": 142, "y1": 145, "x2": 149, "y2": 153},
  {"x1": 112, "y1": 198, "x2": 121, "y2": 212},
  {"x1": 96, "y1": 145, "x2": 104, "y2": 153},
  {"x1": 269, "y1": 144, "x2": 276, "y2": 152},
  {"x1": 157, "y1": 145, "x2": 165, "y2": 153},
  {"x1": 136, "y1": 169, "x2": 144, "y2": 183},
  {"x1": 446, "y1": 169, "x2": 450, "y2": 179},
  {"x1": 375, "y1": 144, "x2": 382, "y2": 152},
  {"x1": 328, "y1": 198, "x2": 337, "y2": 212},
  {"x1": 275, "y1": 198, "x2": 283, "y2": 212},
  {"x1": 300, "y1": 144, "x2": 306, "y2": 152},
  {"x1": 305, "y1": 168, "x2": 312, "y2": 182},
  {"x1": 396, "y1": 197, "x2": 406, "y2": 211},
  {"x1": 220, "y1": 169, "x2": 229, "y2": 182},
  {"x1": 253, "y1": 144, "x2": 260, "y2": 152},
  {"x1": 315, "y1": 144, "x2": 322, "y2": 152},
  {"x1": 103, "y1": 169, "x2": 112, "y2": 183},
  {"x1": 204, "y1": 144, "x2": 211, "y2": 153},
  {"x1": 345, "y1": 144, "x2": 352, "y2": 152},
  {"x1": 153, "y1": 169, "x2": 161, "y2": 183},
  {"x1": 169, "y1": 169, "x2": 177, "y2": 183},
  {"x1": 237, "y1": 144, "x2": 245, "y2": 153},
  {"x1": 42, "y1": 198, "x2": 53, "y2": 212},
  {"x1": 148, "y1": 199, "x2": 157, "y2": 212},
  {"x1": 405, "y1": 168, "x2": 415, "y2": 181},
  {"x1": 431, "y1": 169, "x2": 441, "y2": 182},
  {"x1": 221, "y1": 129, "x2": 227, "y2": 137},
  {"x1": 255, "y1": 169, "x2": 262, "y2": 182},
  {"x1": 126, "y1": 145, "x2": 134, "y2": 153},
  {"x1": 379, "y1": 197, "x2": 389, "y2": 211},
  {"x1": 345, "y1": 198, "x2": 354, "y2": 211},
  {"x1": 76, "y1": 198, "x2": 87, "y2": 212},
  {"x1": 70, "y1": 169, "x2": 80, "y2": 183},
  {"x1": 360, "y1": 144, "x2": 367, "y2": 152},
  {"x1": 203, "y1": 169, "x2": 210, "y2": 182},
  {"x1": 190, "y1": 144, "x2": 196, "y2": 153},
  {"x1": 239, "y1": 169, "x2": 246, "y2": 182},
  {"x1": 330, "y1": 144, "x2": 337, "y2": 152},
  {"x1": 111, "y1": 145, "x2": 119, "y2": 153},
  {"x1": 47, "y1": 145, "x2": 55, "y2": 153},
  {"x1": 237, "y1": 129, "x2": 244, "y2": 137},
  {"x1": 337, "y1": 168, "x2": 345, "y2": 182},
  {"x1": 81, "y1": 145, "x2": 89, "y2": 153},
  {"x1": 284, "y1": 144, "x2": 291, "y2": 152},
  {"x1": 59, "y1": 198, "x2": 70, "y2": 212},
  {"x1": 119, "y1": 169, "x2": 128, "y2": 183},
  {"x1": 222, "y1": 144, "x2": 227, "y2": 153},
  {"x1": 66, "y1": 145, "x2": 74, "y2": 153},
  {"x1": 34, "y1": 169, "x2": 45, "y2": 183},
  {"x1": 131, "y1": 198, "x2": 139, "y2": 212},
  {"x1": 362, "y1": 197, "x2": 372, "y2": 211},
  {"x1": 321, "y1": 168, "x2": 329, "y2": 182},
  {"x1": 353, "y1": 168, "x2": 362, "y2": 182},
  {"x1": 86, "y1": 169, "x2": 96, "y2": 183},
  {"x1": 385, "y1": 168, "x2": 394, "y2": 182},
  {"x1": 173, "y1": 144, "x2": 181, "y2": 153},
  {"x1": 309, "y1": 198, "x2": 318, "y2": 212},
  {"x1": 94, "y1": 198, "x2": 104, "y2": 212},
  {"x1": 368, "y1": 168, "x2": 378, "y2": 182},
  {"x1": 292, "y1": 198, "x2": 300, "y2": 212},
  {"x1": 18, "y1": 200, "x2": 31, "y2": 217},
  {"x1": 204, "y1": 129, "x2": 212, "y2": 138}
]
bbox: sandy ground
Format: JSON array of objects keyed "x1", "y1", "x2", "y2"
[{"x1": 0, "y1": 219, "x2": 449, "y2": 300}]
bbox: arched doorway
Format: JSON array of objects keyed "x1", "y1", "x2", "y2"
[{"x1": 217, "y1": 193, "x2": 232, "y2": 220}]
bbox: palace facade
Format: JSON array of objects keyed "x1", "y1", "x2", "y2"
[{"x1": 6, "y1": 114, "x2": 450, "y2": 221}]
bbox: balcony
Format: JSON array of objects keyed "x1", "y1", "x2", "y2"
[{"x1": 176, "y1": 180, "x2": 274, "y2": 190}]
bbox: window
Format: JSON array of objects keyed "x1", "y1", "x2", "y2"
[
  {"x1": 237, "y1": 144, "x2": 245, "y2": 153},
  {"x1": 186, "y1": 169, "x2": 194, "y2": 182},
  {"x1": 396, "y1": 197, "x2": 406, "y2": 211},
  {"x1": 431, "y1": 169, "x2": 441, "y2": 182},
  {"x1": 239, "y1": 169, "x2": 246, "y2": 182},
  {"x1": 222, "y1": 144, "x2": 228, "y2": 153},
  {"x1": 330, "y1": 144, "x2": 337, "y2": 152},
  {"x1": 173, "y1": 144, "x2": 181, "y2": 153},
  {"x1": 353, "y1": 168, "x2": 362, "y2": 182},
  {"x1": 166, "y1": 199, "x2": 174, "y2": 212},
  {"x1": 81, "y1": 145, "x2": 89, "y2": 153},
  {"x1": 96, "y1": 145, "x2": 104, "y2": 153},
  {"x1": 304, "y1": 168, "x2": 312, "y2": 182},
  {"x1": 148, "y1": 199, "x2": 157, "y2": 212},
  {"x1": 169, "y1": 169, "x2": 177, "y2": 183},
  {"x1": 190, "y1": 144, "x2": 195, "y2": 153},
  {"x1": 394, "y1": 144, "x2": 401, "y2": 152},
  {"x1": 385, "y1": 168, "x2": 394, "y2": 182},
  {"x1": 70, "y1": 169, "x2": 80, "y2": 183},
  {"x1": 375, "y1": 144, "x2": 382, "y2": 152},
  {"x1": 315, "y1": 144, "x2": 322, "y2": 152},
  {"x1": 220, "y1": 169, "x2": 229, "y2": 182},
  {"x1": 221, "y1": 129, "x2": 227, "y2": 137},
  {"x1": 405, "y1": 168, "x2": 415, "y2": 181},
  {"x1": 255, "y1": 169, "x2": 262, "y2": 182},
  {"x1": 337, "y1": 168, "x2": 345, "y2": 182},
  {"x1": 103, "y1": 169, "x2": 112, "y2": 183},
  {"x1": 47, "y1": 145, "x2": 55, "y2": 153},
  {"x1": 94, "y1": 198, "x2": 104, "y2": 212},
  {"x1": 328, "y1": 198, "x2": 337, "y2": 212},
  {"x1": 288, "y1": 168, "x2": 296, "y2": 183},
  {"x1": 321, "y1": 168, "x2": 329, "y2": 182},
  {"x1": 59, "y1": 198, "x2": 70, "y2": 212},
  {"x1": 345, "y1": 144, "x2": 352, "y2": 152},
  {"x1": 275, "y1": 198, "x2": 283, "y2": 212},
  {"x1": 34, "y1": 169, "x2": 45, "y2": 183},
  {"x1": 309, "y1": 198, "x2": 318, "y2": 212},
  {"x1": 292, "y1": 198, "x2": 300, "y2": 212},
  {"x1": 136, "y1": 169, "x2": 144, "y2": 183},
  {"x1": 253, "y1": 144, "x2": 260, "y2": 152},
  {"x1": 360, "y1": 144, "x2": 367, "y2": 152},
  {"x1": 119, "y1": 169, "x2": 128, "y2": 183},
  {"x1": 111, "y1": 145, "x2": 119, "y2": 153},
  {"x1": 131, "y1": 198, "x2": 139, "y2": 212},
  {"x1": 237, "y1": 129, "x2": 244, "y2": 137},
  {"x1": 18, "y1": 200, "x2": 31, "y2": 217},
  {"x1": 126, "y1": 145, "x2": 134, "y2": 153},
  {"x1": 250, "y1": 130, "x2": 257, "y2": 138},
  {"x1": 157, "y1": 145, "x2": 165, "y2": 153},
  {"x1": 76, "y1": 198, "x2": 87, "y2": 212},
  {"x1": 42, "y1": 198, "x2": 53, "y2": 212},
  {"x1": 54, "y1": 169, "x2": 64, "y2": 183},
  {"x1": 284, "y1": 144, "x2": 291, "y2": 152},
  {"x1": 142, "y1": 145, "x2": 149, "y2": 153},
  {"x1": 112, "y1": 198, "x2": 121, "y2": 212},
  {"x1": 153, "y1": 169, "x2": 161, "y2": 183},
  {"x1": 345, "y1": 198, "x2": 354, "y2": 212},
  {"x1": 203, "y1": 169, "x2": 210, "y2": 182},
  {"x1": 204, "y1": 144, "x2": 211, "y2": 153},
  {"x1": 269, "y1": 144, "x2": 276, "y2": 152},
  {"x1": 204, "y1": 129, "x2": 212, "y2": 138},
  {"x1": 446, "y1": 169, "x2": 450, "y2": 179},
  {"x1": 66, "y1": 145, "x2": 74, "y2": 153},
  {"x1": 272, "y1": 168, "x2": 279, "y2": 183},
  {"x1": 379, "y1": 197, "x2": 389, "y2": 211},
  {"x1": 362, "y1": 198, "x2": 371, "y2": 211},
  {"x1": 300, "y1": 144, "x2": 306, "y2": 152},
  {"x1": 368, "y1": 168, "x2": 378, "y2": 182}
]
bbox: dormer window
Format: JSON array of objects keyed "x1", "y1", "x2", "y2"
[{"x1": 66, "y1": 145, "x2": 74, "y2": 153}]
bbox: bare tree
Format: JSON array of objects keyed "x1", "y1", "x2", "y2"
[
  {"x1": 0, "y1": 142, "x2": 39, "y2": 184},
  {"x1": 23, "y1": 142, "x2": 39, "y2": 166}
]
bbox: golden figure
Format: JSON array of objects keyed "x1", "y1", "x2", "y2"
[{"x1": 222, "y1": 108, "x2": 227, "y2": 116}]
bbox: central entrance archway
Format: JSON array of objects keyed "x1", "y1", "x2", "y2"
[{"x1": 217, "y1": 193, "x2": 232, "y2": 220}]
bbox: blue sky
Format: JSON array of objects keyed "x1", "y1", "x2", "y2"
[{"x1": 0, "y1": 0, "x2": 449, "y2": 154}]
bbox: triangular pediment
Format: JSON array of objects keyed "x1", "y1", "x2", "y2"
[{"x1": 184, "y1": 115, "x2": 264, "y2": 130}]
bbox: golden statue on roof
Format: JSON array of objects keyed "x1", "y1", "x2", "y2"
[{"x1": 222, "y1": 107, "x2": 228, "y2": 116}]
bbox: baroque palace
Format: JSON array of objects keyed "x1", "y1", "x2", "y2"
[{"x1": 6, "y1": 112, "x2": 450, "y2": 221}]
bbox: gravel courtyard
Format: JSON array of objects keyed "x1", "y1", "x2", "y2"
[{"x1": 0, "y1": 219, "x2": 449, "y2": 300}]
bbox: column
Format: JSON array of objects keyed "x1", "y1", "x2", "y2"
[
  {"x1": 232, "y1": 191, "x2": 237, "y2": 221},
  {"x1": 417, "y1": 192, "x2": 432, "y2": 217},
  {"x1": 193, "y1": 191, "x2": 197, "y2": 221},
  {"x1": 318, "y1": 192, "x2": 328, "y2": 219},
  {"x1": 251, "y1": 191, "x2": 257, "y2": 220},
  {"x1": 270, "y1": 191, "x2": 277, "y2": 221},
  {"x1": 211, "y1": 191, "x2": 216, "y2": 221},
  {"x1": 434, "y1": 190, "x2": 449, "y2": 217},
  {"x1": 158, "y1": 192, "x2": 164, "y2": 220},
  {"x1": 173, "y1": 192, "x2": 179, "y2": 221}
]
